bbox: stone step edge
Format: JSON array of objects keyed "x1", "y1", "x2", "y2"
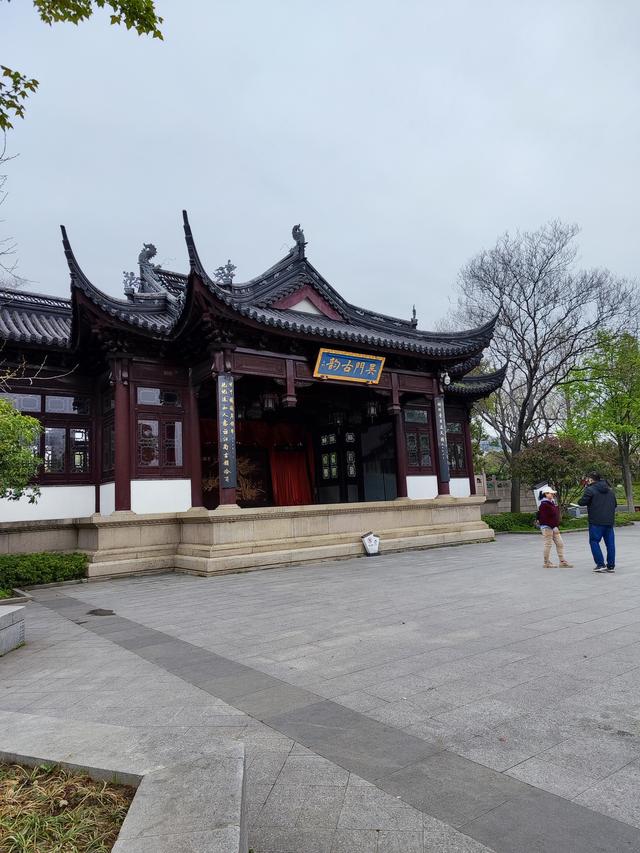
[
  {"x1": 85, "y1": 526, "x2": 494, "y2": 579},
  {"x1": 84, "y1": 520, "x2": 490, "y2": 564},
  {"x1": 178, "y1": 521, "x2": 491, "y2": 557},
  {"x1": 172, "y1": 528, "x2": 494, "y2": 576}
]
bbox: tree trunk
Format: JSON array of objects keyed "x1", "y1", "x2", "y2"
[
  {"x1": 510, "y1": 475, "x2": 521, "y2": 513},
  {"x1": 620, "y1": 444, "x2": 635, "y2": 512}
]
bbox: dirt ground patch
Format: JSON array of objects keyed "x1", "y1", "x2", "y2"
[{"x1": 0, "y1": 763, "x2": 134, "y2": 852}]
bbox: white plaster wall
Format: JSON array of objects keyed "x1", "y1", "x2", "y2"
[
  {"x1": 450, "y1": 477, "x2": 471, "y2": 498},
  {"x1": 130, "y1": 479, "x2": 191, "y2": 514},
  {"x1": 99, "y1": 483, "x2": 115, "y2": 516},
  {"x1": 407, "y1": 475, "x2": 438, "y2": 500},
  {"x1": 0, "y1": 485, "x2": 95, "y2": 522}
]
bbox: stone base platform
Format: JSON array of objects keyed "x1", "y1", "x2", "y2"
[
  {"x1": 0, "y1": 497, "x2": 493, "y2": 580},
  {"x1": 0, "y1": 606, "x2": 25, "y2": 656}
]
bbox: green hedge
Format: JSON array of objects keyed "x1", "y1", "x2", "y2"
[
  {"x1": 0, "y1": 552, "x2": 87, "y2": 590},
  {"x1": 485, "y1": 511, "x2": 639, "y2": 533},
  {"x1": 485, "y1": 512, "x2": 538, "y2": 531}
]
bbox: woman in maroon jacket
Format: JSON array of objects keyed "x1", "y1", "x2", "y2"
[{"x1": 538, "y1": 488, "x2": 573, "y2": 568}]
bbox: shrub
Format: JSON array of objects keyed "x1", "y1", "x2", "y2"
[
  {"x1": 485, "y1": 511, "x2": 638, "y2": 533},
  {"x1": 0, "y1": 552, "x2": 87, "y2": 590},
  {"x1": 485, "y1": 512, "x2": 537, "y2": 531}
]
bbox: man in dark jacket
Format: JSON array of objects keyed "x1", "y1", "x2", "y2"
[{"x1": 578, "y1": 472, "x2": 617, "y2": 573}]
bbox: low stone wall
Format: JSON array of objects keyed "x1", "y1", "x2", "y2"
[
  {"x1": 0, "y1": 606, "x2": 25, "y2": 656},
  {"x1": 0, "y1": 497, "x2": 493, "y2": 580}
]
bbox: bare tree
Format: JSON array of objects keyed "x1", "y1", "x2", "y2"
[
  {"x1": 448, "y1": 221, "x2": 638, "y2": 511},
  {"x1": 0, "y1": 136, "x2": 25, "y2": 288}
]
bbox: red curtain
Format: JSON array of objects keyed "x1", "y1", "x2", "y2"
[
  {"x1": 269, "y1": 449, "x2": 313, "y2": 506},
  {"x1": 201, "y1": 417, "x2": 315, "y2": 506}
]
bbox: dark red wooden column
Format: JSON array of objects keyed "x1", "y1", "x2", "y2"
[
  {"x1": 433, "y1": 395, "x2": 450, "y2": 496},
  {"x1": 113, "y1": 358, "x2": 132, "y2": 512},
  {"x1": 390, "y1": 372, "x2": 408, "y2": 499},
  {"x1": 464, "y1": 411, "x2": 476, "y2": 495},
  {"x1": 187, "y1": 376, "x2": 204, "y2": 508},
  {"x1": 282, "y1": 359, "x2": 297, "y2": 408}
]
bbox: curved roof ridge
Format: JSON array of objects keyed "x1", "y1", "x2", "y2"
[
  {"x1": 61, "y1": 226, "x2": 183, "y2": 336},
  {"x1": 178, "y1": 213, "x2": 498, "y2": 343},
  {"x1": 0, "y1": 286, "x2": 71, "y2": 312}
]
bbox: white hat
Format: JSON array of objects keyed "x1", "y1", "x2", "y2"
[{"x1": 542, "y1": 487, "x2": 557, "y2": 494}]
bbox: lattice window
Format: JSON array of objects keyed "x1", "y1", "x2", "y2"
[
  {"x1": 138, "y1": 419, "x2": 160, "y2": 467},
  {"x1": 70, "y1": 428, "x2": 90, "y2": 473},
  {"x1": 45, "y1": 395, "x2": 90, "y2": 415},
  {"x1": 164, "y1": 421, "x2": 183, "y2": 466},
  {"x1": 0, "y1": 392, "x2": 41, "y2": 412},
  {"x1": 102, "y1": 422, "x2": 115, "y2": 473},
  {"x1": 446, "y1": 419, "x2": 467, "y2": 474},
  {"x1": 321, "y1": 450, "x2": 339, "y2": 480},
  {"x1": 136, "y1": 387, "x2": 182, "y2": 407},
  {"x1": 404, "y1": 408, "x2": 434, "y2": 474},
  {"x1": 447, "y1": 441, "x2": 466, "y2": 473},
  {"x1": 44, "y1": 427, "x2": 66, "y2": 473}
]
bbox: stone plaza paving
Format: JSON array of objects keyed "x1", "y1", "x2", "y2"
[{"x1": 2, "y1": 527, "x2": 640, "y2": 852}]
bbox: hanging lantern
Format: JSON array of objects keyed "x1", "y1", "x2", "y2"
[
  {"x1": 366, "y1": 400, "x2": 380, "y2": 420},
  {"x1": 260, "y1": 391, "x2": 279, "y2": 412}
]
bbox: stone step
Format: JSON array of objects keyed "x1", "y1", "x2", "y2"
[
  {"x1": 173, "y1": 526, "x2": 494, "y2": 577},
  {"x1": 177, "y1": 519, "x2": 489, "y2": 558}
]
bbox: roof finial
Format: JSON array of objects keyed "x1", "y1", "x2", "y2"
[
  {"x1": 411, "y1": 305, "x2": 418, "y2": 328},
  {"x1": 123, "y1": 271, "x2": 141, "y2": 298},
  {"x1": 292, "y1": 224, "x2": 306, "y2": 258},
  {"x1": 214, "y1": 259, "x2": 236, "y2": 286},
  {"x1": 182, "y1": 210, "x2": 206, "y2": 276},
  {"x1": 138, "y1": 243, "x2": 158, "y2": 267}
]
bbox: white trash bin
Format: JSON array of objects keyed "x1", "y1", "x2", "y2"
[{"x1": 361, "y1": 531, "x2": 380, "y2": 557}]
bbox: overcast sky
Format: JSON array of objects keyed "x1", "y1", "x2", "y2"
[{"x1": 3, "y1": 1, "x2": 639, "y2": 326}]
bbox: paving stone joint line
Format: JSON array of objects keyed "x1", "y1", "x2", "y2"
[{"x1": 34, "y1": 587, "x2": 640, "y2": 853}]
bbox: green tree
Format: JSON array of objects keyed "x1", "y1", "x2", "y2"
[
  {"x1": 0, "y1": 397, "x2": 42, "y2": 502},
  {"x1": 512, "y1": 436, "x2": 617, "y2": 512},
  {"x1": 1, "y1": 0, "x2": 163, "y2": 130},
  {"x1": 564, "y1": 332, "x2": 640, "y2": 511}
]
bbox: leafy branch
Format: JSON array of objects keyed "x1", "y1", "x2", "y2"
[{"x1": 1, "y1": 0, "x2": 163, "y2": 130}]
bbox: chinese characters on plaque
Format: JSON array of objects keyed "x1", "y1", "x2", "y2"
[
  {"x1": 217, "y1": 374, "x2": 237, "y2": 489},
  {"x1": 433, "y1": 396, "x2": 450, "y2": 482},
  {"x1": 313, "y1": 348, "x2": 385, "y2": 384}
]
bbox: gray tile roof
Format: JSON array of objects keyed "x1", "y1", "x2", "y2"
[
  {"x1": 0, "y1": 216, "x2": 501, "y2": 390},
  {"x1": 180, "y1": 211, "x2": 499, "y2": 359},
  {"x1": 0, "y1": 288, "x2": 71, "y2": 348},
  {"x1": 446, "y1": 365, "x2": 507, "y2": 397}
]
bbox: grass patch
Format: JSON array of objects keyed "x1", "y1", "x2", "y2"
[
  {"x1": 0, "y1": 553, "x2": 87, "y2": 592},
  {"x1": 485, "y1": 512, "x2": 640, "y2": 533},
  {"x1": 0, "y1": 588, "x2": 13, "y2": 600},
  {"x1": 0, "y1": 763, "x2": 134, "y2": 852}
]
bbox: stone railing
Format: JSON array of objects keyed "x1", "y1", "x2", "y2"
[{"x1": 475, "y1": 474, "x2": 537, "y2": 514}]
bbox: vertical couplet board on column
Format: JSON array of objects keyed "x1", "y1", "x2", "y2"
[
  {"x1": 217, "y1": 374, "x2": 237, "y2": 491},
  {"x1": 434, "y1": 396, "x2": 450, "y2": 484}
]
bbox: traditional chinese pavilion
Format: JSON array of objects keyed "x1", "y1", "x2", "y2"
[{"x1": 0, "y1": 213, "x2": 504, "y2": 526}]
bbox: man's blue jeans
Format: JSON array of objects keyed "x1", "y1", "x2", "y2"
[{"x1": 589, "y1": 524, "x2": 616, "y2": 568}]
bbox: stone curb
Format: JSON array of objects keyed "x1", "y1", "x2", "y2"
[
  {"x1": 0, "y1": 710, "x2": 247, "y2": 853},
  {"x1": 0, "y1": 587, "x2": 33, "y2": 606}
]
